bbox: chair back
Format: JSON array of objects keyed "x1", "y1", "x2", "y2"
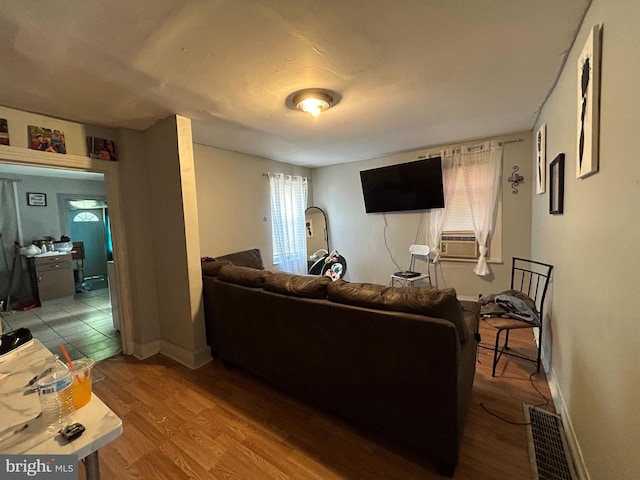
[
  {"x1": 408, "y1": 245, "x2": 430, "y2": 272},
  {"x1": 511, "y1": 258, "x2": 553, "y2": 318},
  {"x1": 409, "y1": 244, "x2": 430, "y2": 256}
]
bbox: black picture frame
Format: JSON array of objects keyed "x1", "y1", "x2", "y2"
[
  {"x1": 549, "y1": 154, "x2": 565, "y2": 215},
  {"x1": 27, "y1": 192, "x2": 47, "y2": 207},
  {"x1": 576, "y1": 25, "x2": 601, "y2": 179}
]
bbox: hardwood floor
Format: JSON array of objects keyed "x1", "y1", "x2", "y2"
[{"x1": 83, "y1": 320, "x2": 553, "y2": 479}]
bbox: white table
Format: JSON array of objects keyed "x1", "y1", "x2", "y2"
[
  {"x1": 0, "y1": 339, "x2": 122, "y2": 479},
  {"x1": 390, "y1": 273, "x2": 431, "y2": 287}
]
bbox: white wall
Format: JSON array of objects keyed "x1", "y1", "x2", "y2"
[
  {"x1": 311, "y1": 132, "x2": 533, "y2": 297},
  {"x1": 532, "y1": 1, "x2": 640, "y2": 478},
  {"x1": 115, "y1": 128, "x2": 161, "y2": 348},
  {"x1": 137, "y1": 115, "x2": 208, "y2": 367},
  {"x1": 193, "y1": 144, "x2": 311, "y2": 265},
  {"x1": 111, "y1": 119, "x2": 206, "y2": 366}
]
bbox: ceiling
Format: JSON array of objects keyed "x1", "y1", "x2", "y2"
[{"x1": 0, "y1": 1, "x2": 590, "y2": 168}]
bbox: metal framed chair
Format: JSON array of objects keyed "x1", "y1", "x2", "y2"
[{"x1": 484, "y1": 257, "x2": 553, "y2": 376}]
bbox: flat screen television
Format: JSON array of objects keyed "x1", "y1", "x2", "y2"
[{"x1": 359, "y1": 157, "x2": 445, "y2": 213}]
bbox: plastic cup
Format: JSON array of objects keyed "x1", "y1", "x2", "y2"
[{"x1": 71, "y1": 358, "x2": 94, "y2": 409}]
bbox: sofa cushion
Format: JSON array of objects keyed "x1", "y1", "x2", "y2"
[
  {"x1": 327, "y1": 281, "x2": 388, "y2": 308},
  {"x1": 201, "y1": 260, "x2": 232, "y2": 277},
  {"x1": 382, "y1": 287, "x2": 467, "y2": 342},
  {"x1": 328, "y1": 282, "x2": 467, "y2": 341},
  {"x1": 215, "y1": 248, "x2": 264, "y2": 270},
  {"x1": 219, "y1": 265, "x2": 271, "y2": 288},
  {"x1": 264, "y1": 272, "x2": 331, "y2": 299}
]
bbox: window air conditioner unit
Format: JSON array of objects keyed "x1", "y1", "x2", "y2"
[{"x1": 440, "y1": 231, "x2": 480, "y2": 259}]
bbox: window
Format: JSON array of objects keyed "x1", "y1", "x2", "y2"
[
  {"x1": 441, "y1": 156, "x2": 500, "y2": 254},
  {"x1": 430, "y1": 141, "x2": 503, "y2": 275},
  {"x1": 267, "y1": 173, "x2": 308, "y2": 274},
  {"x1": 442, "y1": 171, "x2": 475, "y2": 232},
  {"x1": 72, "y1": 212, "x2": 100, "y2": 222}
]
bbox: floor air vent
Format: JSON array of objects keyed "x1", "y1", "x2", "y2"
[{"x1": 523, "y1": 404, "x2": 578, "y2": 480}]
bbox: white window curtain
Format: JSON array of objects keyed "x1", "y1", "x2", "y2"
[
  {"x1": 268, "y1": 173, "x2": 308, "y2": 274},
  {"x1": 460, "y1": 140, "x2": 503, "y2": 275},
  {"x1": 428, "y1": 149, "x2": 461, "y2": 263},
  {"x1": 0, "y1": 179, "x2": 25, "y2": 307}
]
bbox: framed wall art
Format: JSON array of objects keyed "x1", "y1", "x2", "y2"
[
  {"x1": 549, "y1": 154, "x2": 565, "y2": 215},
  {"x1": 0, "y1": 118, "x2": 9, "y2": 146},
  {"x1": 576, "y1": 24, "x2": 601, "y2": 179},
  {"x1": 86, "y1": 136, "x2": 118, "y2": 161},
  {"x1": 27, "y1": 192, "x2": 47, "y2": 207},
  {"x1": 536, "y1": 124, "x2": 546, "y2": 194},
  {"x1": 28, "y1": 125, "x2": 66, "y2": 154}
]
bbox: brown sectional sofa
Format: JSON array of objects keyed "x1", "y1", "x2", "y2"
[{"x1": 202, "y1": 249, "x2": 479, "y2": 476}]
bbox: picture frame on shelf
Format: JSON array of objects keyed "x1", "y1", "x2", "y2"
[
  {"x1": 86, "y1": 136, "x2": 118, "y2": 161},
  {"x1": 536, "y1": 124, "x2": 546, "y2": 194},
  {"x1": 28, "y1": 125, "x2": 66, "y2": 154},
  {"x1": 576, "y1": 24, "x2": 601, "y2": 179},
  {"x1": 0, "y1": 118, "x2": 9, "y2": 146},
  {"x1": 549, "y1": 154, "x2": 565, "y2": 215},
  {"x1": 27, "y1": 192, "x2": 47, "y2": 207}
]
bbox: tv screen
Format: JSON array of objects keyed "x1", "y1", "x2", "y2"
[{"x1": 359, "y1": 157, "x2": 445, "y2": 213}]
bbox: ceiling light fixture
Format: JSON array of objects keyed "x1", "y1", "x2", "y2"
[{"x1": 292, "y1": 89, "x2": 334, "y2": 117}]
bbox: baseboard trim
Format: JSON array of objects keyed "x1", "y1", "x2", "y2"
[
  {"x1": 132, "y1": 340, "x2": 161, "y2": 360},
  {"x1": 159, "y1": 340, "x2": 212, "y2": 370},
  {"x1": 543, "y1": 358, "x2": 591, "y2": 480},
  {"x1": 191, "y1": 345, "x2": 213, "y2": 369}
]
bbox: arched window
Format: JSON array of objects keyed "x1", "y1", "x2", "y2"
[{"x1": 72, "y1": 212, "x2": 100, "y2": 223}]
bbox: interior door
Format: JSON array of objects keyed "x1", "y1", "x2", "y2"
[{"x1": 66, "y1": 208, "x2": 108, "y2": 280}]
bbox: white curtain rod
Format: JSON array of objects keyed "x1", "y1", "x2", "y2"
[
  {"x1": 468, "y1": 138, "x2": 523, "y2": 150},
  {"x1": 262, "y1": 138, "x2": 525, "y2": 168},
  {"x1": 262, "y1": 173, "x2": 307, "y2": 178},
  {"x1": 418, "y1": 137, "x2": 523, "y2": 158},
  {"x1": 498, "y1": 138, "x2": 523, "y2": 146}
]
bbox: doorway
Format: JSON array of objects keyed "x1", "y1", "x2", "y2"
[
  {"x1": 0, "y1": 156, "x2": 131, "y2": 356},
  {"x1": 58, "y1": 194, "x2": 121, "y2": 336},
  {"x1": 62, "y1": 199, "x2": 111, "y2": 291}
]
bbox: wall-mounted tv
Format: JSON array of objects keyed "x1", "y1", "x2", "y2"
[{"x1": 359, "y1": 157, "x2": 445, "y2": 213}]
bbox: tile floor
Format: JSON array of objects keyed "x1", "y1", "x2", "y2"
[{"x1": 1, "y1": 288, "x2": 121, "y2": 362}]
